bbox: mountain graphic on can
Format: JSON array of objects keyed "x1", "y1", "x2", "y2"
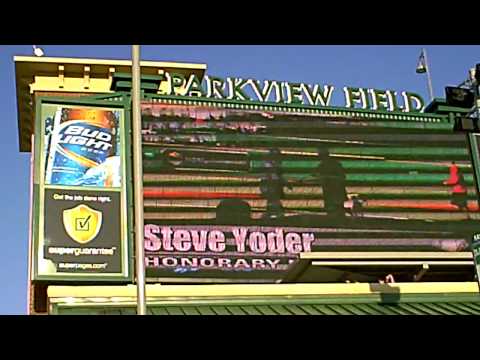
[{"x1": 45, "y1": 108, "x2": 120, "y2": 187}]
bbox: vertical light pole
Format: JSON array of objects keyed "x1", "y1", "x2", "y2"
[
  {"x1": 132, "y1": 45, "x2": 147, "y2": 315},
  {"x1": 423, "y1": 48, "x2": 435, "y2": 102},
  {"x1": 416, "y1": 48, "x2": 435, "y2": 102}
]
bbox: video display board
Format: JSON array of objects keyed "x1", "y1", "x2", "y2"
[
  {"x1": 32, "y1": 102, "x2": 130, "y2": 281},
  {"x1": 142, "y1": 103, "x2": 479, "y2": 282}
]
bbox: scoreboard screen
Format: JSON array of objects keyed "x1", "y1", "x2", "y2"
[{"x1": 141, "y1": 103, "x2": 479, "y2": 282}]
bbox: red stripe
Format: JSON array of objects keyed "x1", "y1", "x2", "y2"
[
  {"x1": 367, "y1": 200, "x2": 478, "y2": 211},
  {"x1": 143, "y1": 190, "x2": 261, "y2": 199}
]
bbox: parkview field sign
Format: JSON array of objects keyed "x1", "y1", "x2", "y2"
[{"x1": 160, "y1": 72, "x2": 425, "y2": 112}]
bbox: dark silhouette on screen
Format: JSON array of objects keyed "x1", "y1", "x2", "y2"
[
  {"x1": 315, "y1": 148, "x2": 348, "y2": 219},
  {"x1": 259, "y1": 149, "x2": 292, "y2": 219}
]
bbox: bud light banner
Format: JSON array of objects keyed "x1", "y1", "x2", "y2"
[
  {"x1": 32, "y1": 101, "x2": 130, "y2": 282},
  {"x1": 142, "y1": 102, "x2": 479, "y2": 283},
  {"x1": 44, "y1": 107, "x2": 121, "y2": 188}
]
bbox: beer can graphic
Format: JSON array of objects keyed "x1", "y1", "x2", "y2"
[{"x1": 45, "y1": 108, "x2": 121, "y2": 187}]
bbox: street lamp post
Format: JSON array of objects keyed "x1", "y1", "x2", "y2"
[
  {"x1": 416, "y1": 48, "x2": 435, "y2": 102},
  {"x1": 423, "y1": 48, "x2": 435, "y2": 102},
  {"x1": 132, "y1": 45, "x2": 147, "y2": 315}
]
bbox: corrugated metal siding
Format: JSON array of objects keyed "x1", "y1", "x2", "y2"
[{"x1": 57, "y1": 300, "x2": 480, "y2": 315}]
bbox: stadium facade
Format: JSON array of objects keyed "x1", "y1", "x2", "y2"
[{"x1": 14, "y1": 55, "x2": 480, "y2": 315}]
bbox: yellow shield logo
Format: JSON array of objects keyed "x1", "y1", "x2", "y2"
[{"x1": 63, "y1": 204, "x2": 102, "y2": 244}]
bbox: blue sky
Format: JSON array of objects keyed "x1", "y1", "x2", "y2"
[{"x1": 1, "y1": 45, "x2": 479, "y2": 314}]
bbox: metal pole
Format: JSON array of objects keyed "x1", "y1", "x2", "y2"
[
  {"x1": 474, "y1": 70, "x2": 480, "y2": 293},
  {"x1": 465, "y1": 66, "x2": 480, "y2": 292},
  {"x1": 471, "y1": 68, "x2": 480, "y2": 119},
  {"x1": 423, "y1": 48, "x2": 435, "y2": 102},
  {"x1": 132, "y1": 45, "x2": 147, "y2": 315}
]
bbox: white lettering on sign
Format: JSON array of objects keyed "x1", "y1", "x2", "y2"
[{"x1": 160, "y1": 72, "x2": 425, "y2": 112}]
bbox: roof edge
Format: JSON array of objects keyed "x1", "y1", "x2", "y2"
[
  {"x1": 13, "y1": 55, "x2": 207, "y2": 70},
  {"x1": 48, "y1": 282, "x2": 480, "y2": 300}
]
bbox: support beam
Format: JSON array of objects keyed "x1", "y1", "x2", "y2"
[
  {"x1": 58, "y1": 65, "x2": 64, "y2": 89},
  {"x1": 83, "y1": 65, "x2": 90, "y2": 89}
]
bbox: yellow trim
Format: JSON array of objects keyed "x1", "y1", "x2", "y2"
[
  {"x1": 30, "y1": 76, "x2": 114, "y2": 94},
  {"x1": 48, "y1": 282, "x2": 480, "y2": 300}
]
